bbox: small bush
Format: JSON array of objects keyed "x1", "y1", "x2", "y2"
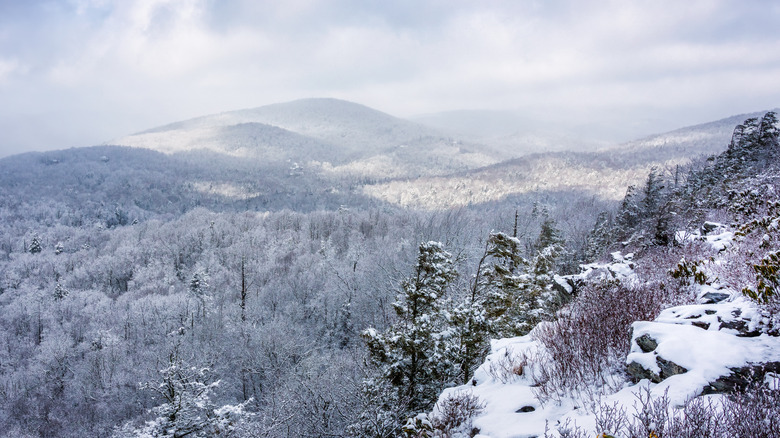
[
  {"x1": 545, "y1": 383, "x2": 780, "y2": 438},
  {"x1": 531, "y1": 280, "x2": 674, "y2": 407},
  {"x1": 722, "y1": 381, "x2": 780, "y2": 437},
  {"x1": 401, "y1": 391, "x2": 484, "y2": 438},
  {"x1": 486, "y1": 349, "x2": 527, "y2": 384},
  {"x1": 430, "y1": 390, "x2": 485, "y2": 437}
]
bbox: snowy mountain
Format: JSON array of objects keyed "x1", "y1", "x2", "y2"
[
  {"x1": 111, "y1": 98, "x2": 506, "y2": 180},
  {"x1": 600, "y1": 109, "x2": 780, "y2": 162},
  {"x1": 101, "y1": 99, "x2": 780, "y2": 211}
]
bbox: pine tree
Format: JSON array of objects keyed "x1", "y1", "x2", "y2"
[
  {"x1": 584, "y1": 211, "x2": 613, "y2": 261},
  {"x1": 527, "y1": 217, "x2": 568, "y2": 321},
  {"x1": 477, "y1": 226, "x2": 565, "y2": 339},
  {"x1": 29, "y1": 234, "x2": 42, "y2": 254},
  {"x1": 362, "y1": 241, "x2": 457, "y2": 415},
  {"x1": 189, "y1": 270, "x2": 210, "y2": 318},
  {"x1": 448, "y1": 287, "x2": 490, "y2": 384},
  {"x1": 641, "y1": 168, "x2": 664, "y2": 221},
  {"x1": 534, "y1": 216, "x2": 565, "y2": 271},
  {"x1": 480, "y1": 232, "x2": 529, "y2": 337},
  {"x1": 441, "y1": 232, "x2": 526, "y2": 386},
  {"x1": 53, "y1": 282, "x2": 68, "y2": 301},
  {"x1": 616, "y1": 185, "x2": 641, "y2": 240}
]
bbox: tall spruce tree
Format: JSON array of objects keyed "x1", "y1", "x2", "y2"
[
  {"x1": 481, "y1": 232, "x2": 530, "y2": 337},
  {"x1": 448, "y1": 233, "x2": 524, "y2": 384},
  {"x1": 362, "y1": 241, "x2": 458, "y2": 414}
]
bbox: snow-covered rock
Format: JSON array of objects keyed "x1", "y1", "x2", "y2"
[
  {"x1": 675, "y1": 221, "x2": 734, "y2": 251},
  {"x1": 626, "y1": 296, "x2": 780, "y2": 400}
]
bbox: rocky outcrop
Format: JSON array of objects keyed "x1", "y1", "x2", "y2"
[
  {"x1": 626, "y1": 333, "x2": 688, "y2": 383},
  {"x1": 701, "y1": 362, "x2": 780, "y2": 394},
  {"x1": 626, "y1": 298, "x2": 780, "y2": 396}
]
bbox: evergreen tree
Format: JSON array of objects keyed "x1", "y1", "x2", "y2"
[
  {"x1": 616, "y1": 185, "x2": 641, "y2": 240},
  {"x1": 29, "y1": 234, "x2": 42, "y2": 254},
  {"x1": 536, "y1": 216, "x2": 564, "y2": 253},
  {"x1": 584, "y1": 211, "x2": 613, "y2": 261},
  {"x1": 480, "y1": 232, "x2": 530, "y2": 337},
  {"x1": 534, "y1": 216, "x2": 565, "y2": 274},
  {"x1": 362, "y1": 241, "x2": 458, "y2": 415},
  {"x1": 641, "y1": 168, "x2": 664, "y2": 220},
  {"x1": 447, "y1": 300, "x2": 489, "y2": 384},
  {"x1": 479, "y1": 225, "x2": 565, "y2": 339},
  {"x1": 53, "y1": 282, "x2": 68, "y2": 301},
  {"x1": 189, "y1": 270, "x2": 210, "y2": 317},
  {"x1": 527, "y1": 217, "x2": 569, "y2": 320}
]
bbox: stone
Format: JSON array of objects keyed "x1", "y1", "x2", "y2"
[
  {"x1": 701, "y1": 362, "x2": 780, "y2": 394},
  {"x1": 701, "y1": 221, "x2": 723, "y2": 235},
  {"x1": 657, "y1": 357, "x2": 688, "y2": 379},
  {"x1": 701, "y1": 292, "x2": 730, "y2": 304},
  {"x1": 635, "y1": 334, "x2": 658, "y2": 353},
  {"x1": 719, "y1": 319, "x2": 762, "y2": 337},
  {"x1": 626, "y1": 355, "x2": 687, "y2": 383},
  {"x1": 627, "y1": 360, "x2": 662, "y2": 383}
]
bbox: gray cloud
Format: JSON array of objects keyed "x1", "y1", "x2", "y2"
[{"x1": 1, "y1": 0, "x2": 779, "y2": 157}]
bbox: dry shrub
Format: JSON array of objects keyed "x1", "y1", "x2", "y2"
[
  {"x1": 430, "y1": 391, "x2": 485, "y2": 438},
  {"x1": 531, "y1": 279, "x2": 677, "y2": 407},
  {"x1": 722, "y1": 381, "x2": 780, "y2": 438},
  {"x1": 545, "y1": 383, "x2": 780, "y2": 438},
  {"x1": 486, "y1": 349, "x2": 528, "y2": 384},
  {"x1": 634, "y1": 243, "x2": 711, "y2": 306}
]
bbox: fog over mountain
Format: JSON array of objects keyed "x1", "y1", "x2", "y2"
[{"x1": 99, "y1": 98, "x2": 772, "y2": 210}]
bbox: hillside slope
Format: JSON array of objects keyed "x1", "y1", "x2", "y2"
[
  {"x1": 364, "y1": 110, "x2": 778, "y2": 209},
  {"x1": 112, "y1": 98, "x2": 504, "y2": 179}
]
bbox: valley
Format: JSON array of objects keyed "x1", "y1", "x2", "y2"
[{"x1": 0, "y1": 99, "x2": 778, "y2": 438}]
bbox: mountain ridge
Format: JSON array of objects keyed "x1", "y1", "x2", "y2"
[{"x1": 7, "y1": 99, "x2": 777, "y2": 211}]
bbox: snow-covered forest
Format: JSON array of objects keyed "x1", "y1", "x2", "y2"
[{"x1": 1, "y1": 102, "x2": 779, "y2": 437}]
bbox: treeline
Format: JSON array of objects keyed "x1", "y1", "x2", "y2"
[{"x1": 584, "y1": 112, "x2": 780, "y2": 258}]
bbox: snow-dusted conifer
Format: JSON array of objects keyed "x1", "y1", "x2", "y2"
[
  {"x1": 448, "y1": 294, "x2": 490, "y2": 384},
  {"x1": 29, "y1": 234, "x2": 42, "y2": 254},
  {"x1": 362, "y1": 241, "x2": 457, "y2": 414},
  {"x1": 584, "y1": 211, "x2": 613, "y2": 261},
  {"x1": 616, "y1": 185, "x2": 641, "y2": 239},
  {"x1": 53, "y1": 282, "x2": 68, "y2": 301},
  {"x1": 480, "y1": 232, "x2": 530, "y2": 337}
]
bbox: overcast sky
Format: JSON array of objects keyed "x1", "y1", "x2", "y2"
[{"x1": 1, "y1": 0, "x2": 779, "y2": 157}]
